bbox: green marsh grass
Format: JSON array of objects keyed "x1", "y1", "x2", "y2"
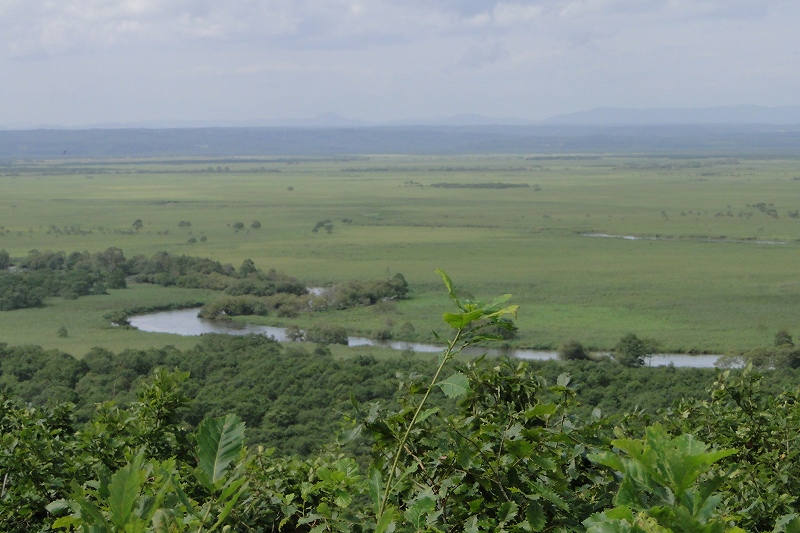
[
  {"x1": 0, "y1": 284, "x2": 217, "y2": 355},
  {"x1": 2, "y1": 155, "x2": 800, "y2": 353}
]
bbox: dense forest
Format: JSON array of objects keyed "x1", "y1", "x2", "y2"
[{"x1": 4, "y1": 341, "x2": 800, "y2": 531}]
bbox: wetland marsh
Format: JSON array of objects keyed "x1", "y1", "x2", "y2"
[{"x1": 2, "y1": 154, "x2": 800, "y2": 354}]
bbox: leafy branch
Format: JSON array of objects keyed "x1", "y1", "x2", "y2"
[{"x1": 375, "y1": 268, "x2": 517, "y2": 528}]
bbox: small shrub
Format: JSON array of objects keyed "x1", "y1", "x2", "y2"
[{"x1": 304, "y1": 324, "x2": 348, "y2": 345}]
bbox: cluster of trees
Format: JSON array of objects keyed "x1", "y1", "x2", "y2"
[
  {"x1": 323, "y1": 273, "x2": 409, "y2": 309},
  {"x1": 312, "y1": 219, "x2": 335, "y2": 233},
  {"x1": 561, "y1": 330, "x2": 800, "y2": 371},
  {"x1": 199, "y1": 273, "x2": 410, "y2": 320},
  {"x1": 2, "y1": 248, "x2": 411, "y2": 338},
  {"x1": 559, "y1": 333, "x2": 660, "y2": 367},
  {"x1": 0, "y1": 248, "x2": 127, "y2": 310},
  {"x1": 0, "y1": 335, "x2": 436, "y2": 455},
  {"x1": 0, "y1": 248, "x2": 311, "y2": 312},
  {"x1": 715, "y1": 330, "x2": 800, "y2": 369}
]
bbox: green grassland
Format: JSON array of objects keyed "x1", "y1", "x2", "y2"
[
  {"x1": 2, "y1": 154, "x2": 800, "y2": 354},
  {"x1": 0, "y1": 284, "x2": 218, "y2": 354}
]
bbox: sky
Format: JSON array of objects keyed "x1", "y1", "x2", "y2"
[{"x1": 1, "y1": 0, "x2": 799, "y2": 127}]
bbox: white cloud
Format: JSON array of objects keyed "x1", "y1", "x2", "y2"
[{"x1": 1, "y1": 0, "x2": 799, "y2": 125}]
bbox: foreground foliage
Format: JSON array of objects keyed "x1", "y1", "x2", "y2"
[{"x1": 2, "y1": 274, "x2": 800, "y2": 531}]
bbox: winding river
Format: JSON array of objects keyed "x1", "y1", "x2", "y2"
[{"x1": 129, "y1": 308, "x2": 724, "y2": 368}]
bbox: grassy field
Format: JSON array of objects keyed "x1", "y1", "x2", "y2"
[
  {"x1": 2, "y1": 154, "x2": 800, "y2": 354},
  {"x1": 0, "y1": 284, "x2": 218, "y2": 354}
]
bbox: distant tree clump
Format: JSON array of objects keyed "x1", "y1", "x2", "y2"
[
  {"x1": 197, "y1": 295, "x2": 270, "y2": 319},
  {"x1": 304, "y1": 324, "x2": 349, "y2": 345},
  {"x1": 724, "y1": 331, "x2": 800, "y2": 369},
  {"x1": 0, "y1": 247, "x2": 130, "y2": 311},
  {"x1": 132, "y1": 219, "x2": 143, "y2": 231},
  {"x1": 613, "y1": 333, "x2": 659, "y2": 367},
  {"x1": 312, "y1": 219, "x2": 334, "y2": 234},
  {"x1": 559, "y1": 340, "x2": 590, "y2": 361},
  {"x1": 430, "y1": 182, "x2": 530, "y2": 189},
  {"x1": 0, "y1": 249, "x2": 10, "y2": 270},
  {"x1": 233, "y1": 221, "x2": 245, "y2": 231},
  {"x1": 322, "y1": 273, "x2": 409, "y2": 309},
  {"x1": 251, "y1": 220, "x2": 262, "y2": 229}
]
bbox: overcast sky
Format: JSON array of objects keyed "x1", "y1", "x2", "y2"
[{"x1": 1, "y1": 0, "x2": 799, "y2": 127}]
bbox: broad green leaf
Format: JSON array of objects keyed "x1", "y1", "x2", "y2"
[
  {"x1": 334, "y1": 489, "x2": 353, "y2": 509},
  {"x1": 464, "y1": 516, "x2": 480, "y2": 533},
  {"x1": 775, "y1": 514, "x2": 800, "y2": 533},
  {"x1": 438, "y1": 372, "x2": 471, "y2": 398},
  {"x1": 404, "y1": 496, "x2": 436, "y2": 529},
  {"x1": 376, "y1": 505, "x2": 398, "y2": 533},
  {"x1": 584, "y1": 512, "x2": 636, "y2": 533},
  {"x1": 483, "y1": 293, "x2": 512, "y2": 312},
  {"x1": 368, "y1": 467, "x2": 383, "y2": 515},
  {"x1": 45, "y1": 500, "x2": 71, "y2": 515},
  {"x1": 526, "y1": 501, "x2": 546, "y2": 532},
  {"x1": 443, "y1": 309, "x2": 484, "y2": 329},
  {"x1": 498, "y1": 501, "x2": 519, "y2": 525},
  {"x1": 483, "y1": 303, "x2": 518, "y2": 321},
  {"x1": 525, "y1": 403, "x2": 558, "y2": 419},
  {"x1": 107, "y1": 454, "x2": 146, "y2": 528},
  {"x1": 51, "y1": 516, "x2": 82, "y2": 530},
  {"x1": 195, "y1": 413, "x2": 245, "y2": 491}
]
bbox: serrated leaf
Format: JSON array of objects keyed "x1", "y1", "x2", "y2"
[
  {"x1": 775, "y1": 514, "x2": 800, "y2": 533},
  {"x1": 368, "y1": 467, "x2": 383, "y2": 515},
  {"x1": 526, "y1": 501, "x2": 546, "y2": 532},
  {"x1": 376, "y1": 505, "x2": 398, "y2": 533},
  {"x1": 438, "y1": 372, "x2": 471, "y2": 398},
  {"x1": 195, "y1": 414, "x2": 245, "y2": 491},
  {"x1": 404, "y1": 496, "x2": 436, "y2": 529},
  {"x1": 498, "y1": 501, "x2": 519, "y2": 525},
  {"x1": 107, "y1": 454, "x2": 146, "y2": 528}
]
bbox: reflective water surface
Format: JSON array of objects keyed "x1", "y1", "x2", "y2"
[{"x1": 129, "y1": 308, "x2": 723, "y2": 368}]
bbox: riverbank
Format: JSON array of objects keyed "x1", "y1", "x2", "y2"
[{"x1": 129, "y1": 308, "x2": 726, "y2": 368}]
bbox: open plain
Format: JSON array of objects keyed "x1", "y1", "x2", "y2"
[{"x1": 2, "y1": 154, "x2": 800, "y2": 354}]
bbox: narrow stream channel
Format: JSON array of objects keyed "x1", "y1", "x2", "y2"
[{"x1": 129, "y1": 308, "x2": 724, "y2": 368}]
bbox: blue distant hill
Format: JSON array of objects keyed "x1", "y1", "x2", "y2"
[
  {"x1": 1, "y1": 123, "x2": 800, "y2": 159},
  {"x1": 544, "y1": 105, "x2": 800, "y2": 125}
]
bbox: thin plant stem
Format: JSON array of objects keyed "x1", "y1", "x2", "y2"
[{"x1": 378, "y1": 326, "x2": 465, "y2": 519}]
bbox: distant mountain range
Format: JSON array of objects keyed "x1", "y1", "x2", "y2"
[
  {"x1": 2, "y1": 122, "x2": 800, "y2": 159},
  {"x1": 543, "y1": 105, "x2": 800, "y2": 125},
  {"x1": 8, "y1": 105, "x2": 800, "y2": 131}
]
